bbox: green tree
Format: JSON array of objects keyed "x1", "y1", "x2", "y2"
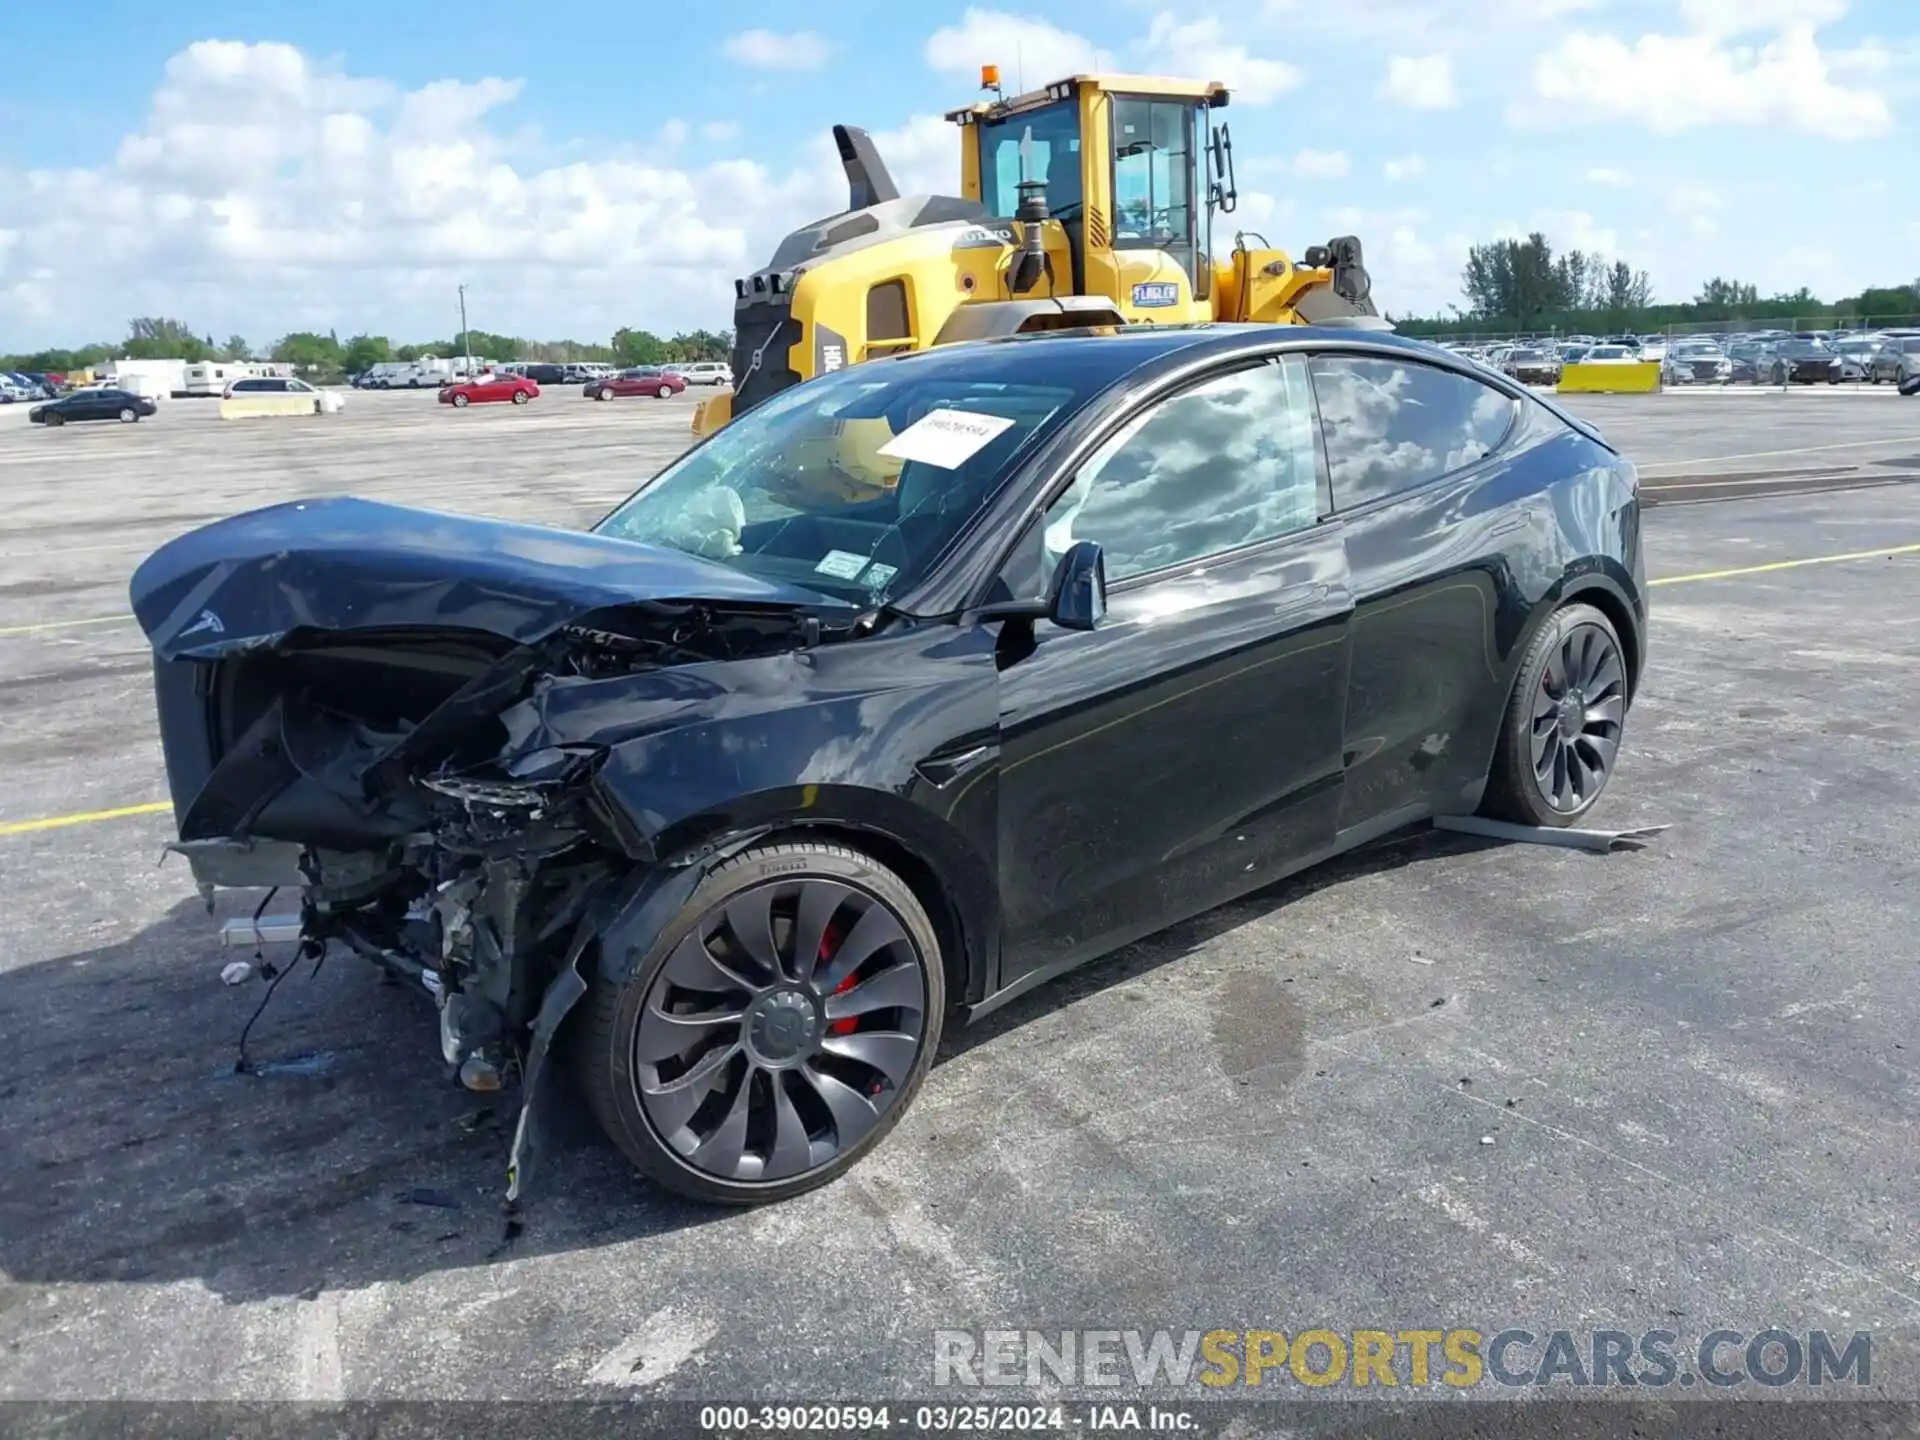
[
  {"x1": 224, "y1": 335, "x2": 252, "y2": 361},
  {"x1": 124, "y1": 317, "x2": 210, "y2": 361},
  {"x1": 612, "y1": 327, "x2": 669, "y2": 365},
  {"x1": 1695, "y1": 277, "x2": 1759, "y2": 308},
  {"x1": 271, "y1": 331, "x2": 345, "y2": 372},
  {"x1": 340, "y1": 335, "x2": 394, "y2": 375}
]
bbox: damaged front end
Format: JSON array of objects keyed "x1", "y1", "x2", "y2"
[{"x1": 133, "y1": 498, "x2": 856, "y2": 1200}]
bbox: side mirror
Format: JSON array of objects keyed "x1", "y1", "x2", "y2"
[
  {"x1": 976, "y1": 540, "x2": 1107, "y2": 632},
  {"x1": 1046, "y1": 540, "x2": 1106, "y2": 631}
]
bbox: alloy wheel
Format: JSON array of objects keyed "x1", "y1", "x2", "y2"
[
  {"x1": 1529, "y1": 621, "x2": 1626, "y2": 814},
  {"x1": 632, "y1": 877, "x2": 929, "y2": 1183}
]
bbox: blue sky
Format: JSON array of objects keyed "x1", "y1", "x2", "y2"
[{"x1": 1, "y1": 0, "x2": 1915, "y2": 348}]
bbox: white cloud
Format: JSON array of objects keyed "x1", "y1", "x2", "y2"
[
  {"x1": 1531, "y1": 208, "x2": 1621, "y2": 258},
  {"x1": 1583, "y1": 167, "x2": 1630, "y2": 186},
  {"x1": 1134, "y1": 14, "x2": 1302, "y2": 105},
  {"x1": 0, "y1": 40, "x2": 893, "y2": 346},
  {"x1": 1380, "y1": 54, "x2": 1458, "y2": 109},
  {"x1": 1665, "y1": 184, "x2": 1722, "y2": 240},
  {"x1": 923, "y1": 9, "x2": 1104, "y2": 89},
  {"x1": 1288, "y1": 149, "x2": 1352, "y2": 179},
  {"x1": 701, "y1": 121, "x2": 742, "y2": 144},
  {"x1": 721, "y1": 30, "x2": 832, "y2": 71},
  {"x1": 1518, "y1": 18, "x2": 1892, "y2": 137},
  {"x1": 1383, "y1": 154, "x2": 1426, "y2": 181},
  {"x1": 1678, "y1": 0, "x2": 1848, "y2": 36}
]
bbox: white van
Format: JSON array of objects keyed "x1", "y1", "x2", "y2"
[{"x1": 666, "y1": 361, "x2": 732, "y2": 387}]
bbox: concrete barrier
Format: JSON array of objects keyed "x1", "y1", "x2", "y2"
[
  {"x1": 1557, "y1": 362, "x2": 1661, "y2": 395},
  {"x1": 219, "y1": 394, "x2": 325, "y2": 420}
]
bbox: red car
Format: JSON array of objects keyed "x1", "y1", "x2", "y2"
[
  {"x1": 439, "y1": 373, "x2": 539, "y2": 407},
  {"x1": 585, "y1": 366, "x2": 686, "y2": 401}
]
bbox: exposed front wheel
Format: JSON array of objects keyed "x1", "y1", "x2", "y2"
[
  {"x1": 1479, "y1": 602, "x2": 1629, "y2": 828},
  {"x1": 511, "y1": 390, "x2": 530, "y2": 404},
  {"x1": 118, "y1": 408, "x2": 137, "y2": 422},
  {"x1": 452, "y1": 393, "x2": 469, "y2": 407},
  {"x1": 578, "y1": 841, "x2": 945, "y2": 1204},
  {"x1": 656, "y1": 386, "x2": 673, "y2": 399},
  {"x1": 594, "y1": 388, "x2": 613, "y2": 401}
]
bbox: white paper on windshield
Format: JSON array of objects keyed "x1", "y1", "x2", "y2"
[
  {"x1": 877, "y1": 408, "x2": 1016, "y2": 469},
  {"x1": 815, "y1": 549, "x2": 872, "y2": 580}
]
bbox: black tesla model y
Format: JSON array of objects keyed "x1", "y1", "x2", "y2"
[{"x1": 132, "y1": 324, "x2": 1647, "y2": 1203}]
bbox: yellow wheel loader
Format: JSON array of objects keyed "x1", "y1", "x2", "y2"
[{"x1": 691, "y1": 66, "x2": 1385, "y2": 438}]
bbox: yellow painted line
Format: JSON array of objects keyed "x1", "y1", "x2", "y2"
[
  {"x1": 0, "y1": 613, "x2": 135, "y2": 637},
  {"x1": 1652, "y1": 542, "x2": 1920, "y2": 587},
  {"x1": 1639, "y1": 433, "x2": 1920, "y2": 472},
  {"x1": 0, "y1": 800, "x2": 170, "y2": 837}
]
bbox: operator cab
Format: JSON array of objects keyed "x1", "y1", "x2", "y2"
[{"x1": 946, "y1": 69, "x2": 1236, "y2": 309}]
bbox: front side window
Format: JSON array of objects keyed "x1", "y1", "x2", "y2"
[
  {"x1": 976, "y1": 99, "x2": 1084, "y2": 221},
  {"x1": 1310, "y1": 355, "x2": 1518, "y2": 510},
  {"x1": 594, "y1": 344, "x2": 1142, "y2": 604},
  {"x1": 1038, "y1": 357, "x2": 1322, "y2": 584}
]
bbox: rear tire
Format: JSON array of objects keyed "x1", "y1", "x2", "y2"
[
  {"x1": 577, "y1": 840, "x2": 946, "y2": 1205},
  {"x1": 1479, "y1": 602, "x2": 1630, "y2": 828}
]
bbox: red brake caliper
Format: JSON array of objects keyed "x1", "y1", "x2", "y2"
[{"x1": 820, "y1": 922, "x2": 859, "y2": 1036}]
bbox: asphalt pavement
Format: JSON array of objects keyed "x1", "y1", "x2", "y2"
[{"x1": 0, "y1": 388, "x2": 1916, "y2": 1421}]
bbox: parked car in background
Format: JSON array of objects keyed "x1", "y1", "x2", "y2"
[
  {"x1": 438, "y1": 373, "x2": 539, "y2": 407},
  {"x1": 587, "y1": 366, "x2": 687, "y2": 401},
  {"x1": 1766, "y1": 338, "x2": 1844, "y2": 385},
  {"x1": 1559, "y1": 345, "x2": 1591, "y2": 366},
  {"x1": 1830, "y1": 337, "x2": 1880, "y2": 382},
  {"x1": 223, "y1": 375, "x2": 346, "y2": 413},
  {"x1": 1580, "y1": 345, "x2": 1640, "y2": 365},
  {"x1": 1501, "y1": 348, "x2": 1561, "y2": 386},
  {"x1": 1867, "y1": 336, "x2": 1920, "y2": 386},
  {"x1": 1662, "y1": 341, "x2": 1733, "y2": 385},
  {"x1": 665, "y1": 361, "x2": 733, "y2": 387},
  {"x1": 30, "y1": 388, "x2": 157, "y2": 425}
]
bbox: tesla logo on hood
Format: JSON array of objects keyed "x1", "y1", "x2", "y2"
[{"x1": 177, "y1": 609, "x2": 225, "y2": 639}]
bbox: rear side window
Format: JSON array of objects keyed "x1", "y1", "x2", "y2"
[{"x1": 1309, "y1": 355, "x2": 1517, "y2": 511}]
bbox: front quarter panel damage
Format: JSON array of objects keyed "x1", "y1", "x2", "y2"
[{"x1": 142, "y1": 579, "x2": 1005, "y2": 1199}]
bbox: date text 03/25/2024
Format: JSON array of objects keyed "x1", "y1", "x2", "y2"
[{"x1": 697, "y1": 1404, "x2": 1193, "y2": 1433}]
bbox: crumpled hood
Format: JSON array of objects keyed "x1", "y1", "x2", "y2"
[{"x1": 130, "y1": 496, "x2": 852, "y2": 659}]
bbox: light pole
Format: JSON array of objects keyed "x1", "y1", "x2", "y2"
[{"x1": 458, "y1": 284, "x2": 471, "y2": 376}]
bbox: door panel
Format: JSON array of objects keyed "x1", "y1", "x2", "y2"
[
  {"x1": 990, "y1": 356, "x2": 1352, "y2": 986},
  {"x1": 1307, "y1": 353, "x2": 1529, "y2": 829},
  {"x1": 996, "y1": 538, "x2": 1352, "y2": 982}
]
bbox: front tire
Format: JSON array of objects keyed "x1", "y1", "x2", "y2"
[
  {"x1": 578, "y1": 841, "x2": 946, "y2": 1205},
  {"x1": 118, "y1": 407, "x2": 137, "y2": 422},
  {"x1": 452, "y1": 393, "x2": 469, "y2": 407},
  {"x1": 511, "y1": 390, "x2": 530, "y2": 405},
  {"x1": 1479, "y1": 602, "x2": 1629, "y2": 828},
  {"x1": 657, "y1": 385, "x2": 673, "y2": 399}
]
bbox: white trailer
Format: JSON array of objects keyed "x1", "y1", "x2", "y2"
[
  {"x1": 183, "y1": 361, "x2": 281, "y2": 396},
  {"x1": 95, "y1": 358, "x2": 187, "y2": 399}
]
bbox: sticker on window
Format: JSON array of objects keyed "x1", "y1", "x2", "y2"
[
  {"x1": 861, "y1": 562, "x2": 898, "y2": 589},
  {"x1": 876, "y1": 408, "x2": 1018, "y2": 469},
  {"x1": 815, "y1": 549, "x2": 872, "y2": 580}
]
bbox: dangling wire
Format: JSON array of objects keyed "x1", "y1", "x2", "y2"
[{"x1": 232, "y1": 887, "x2": 284, "y2": 1074}]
